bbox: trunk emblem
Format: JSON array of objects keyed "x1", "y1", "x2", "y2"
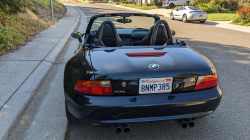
[
  {"x1": 149, "y1": 64, "x2": 159, "y2": 70},
  {"x1": 121, "y1": 81, "x2": 126, "y2": 87}
]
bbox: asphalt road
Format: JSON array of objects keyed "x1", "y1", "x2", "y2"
[{"x1": 64, "y1": 3, "x2": 250, "y2": 140}]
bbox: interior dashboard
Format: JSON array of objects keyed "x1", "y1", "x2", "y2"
[{"x1": 89, "y1": 28, "x2": 149, "y2": 46}]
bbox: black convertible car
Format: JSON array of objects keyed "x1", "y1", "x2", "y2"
[{"x1": 64, "y1": 13, "x2": 222, "y2": 133}]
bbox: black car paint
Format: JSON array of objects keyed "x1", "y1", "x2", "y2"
[
  {"x1": 64, "y1": 44, "x2": 221, "y2": 123},
  {"x1": 64, "y1": 13, "x2": 221, "y2": 124}
]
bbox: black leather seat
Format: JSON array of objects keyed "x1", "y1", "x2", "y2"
[
  {"x1": 95, "y1": 21, "x2": 122, "y2": 47},
  {"x1": 141, "y1": 24, "x2": 168, "y2": 45}
]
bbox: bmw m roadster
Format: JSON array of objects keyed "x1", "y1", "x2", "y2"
[{"x1": 64, "y1": 13, "x2": 222, "y2": 132}]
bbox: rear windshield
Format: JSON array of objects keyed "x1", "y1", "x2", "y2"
[
  {"x1": 90, "y1": 16, "x2": 155, "y2": 32},
  {"x1": 188, "y1": 6, "x2": 202, "y2": 10}
]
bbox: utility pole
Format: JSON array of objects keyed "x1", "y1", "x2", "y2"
[
  {"x1": 50, "y1": 0, "x2": 54, "y2": 19},
  {"x1": 141, "y1": 0, "x2": 142, "y2": 6}
]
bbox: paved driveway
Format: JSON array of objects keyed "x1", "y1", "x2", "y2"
[{"x1": 67, "y1": 3, "x2": 250, "y2": 140}]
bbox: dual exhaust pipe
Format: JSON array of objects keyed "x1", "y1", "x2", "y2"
[
  {"x1": 114, "y1": 123, "x2": 130, "y2": 134},
  {"x1": 179, "y1": 118, "x2": 195, "y2": 129},
  {"x1": 114, "y1": 119, "x2": 194, "y2": 133}
]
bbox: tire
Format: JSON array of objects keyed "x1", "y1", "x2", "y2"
[
  {"x1": 65, "y1": 105, "x2": 82, "y2": 124},
  {"x1": 182, "y1": 14, "x2": 188, "y2": 23},
  {"x1": 170, "y1": 13, "x2": 175, "y2": 20},
  {"x1": 169, "y1": 3, "x2": 175, "y2": 9},
  {"x1": 200, "y1": 20, "x2": 206, "y2": 23}
]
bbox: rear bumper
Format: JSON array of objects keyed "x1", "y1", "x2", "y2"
[
  {"x1": 65, "y1": 86, "x2": 222, "y2": 124},
  {"x1": 187, "y1": 14, "x2": 207, "y2": 21}
]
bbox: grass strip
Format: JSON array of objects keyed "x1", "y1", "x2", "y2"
[{"x1": 207, "y1": 13, "x2": 235, "y2": 21}]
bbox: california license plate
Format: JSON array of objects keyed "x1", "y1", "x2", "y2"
[{"x1": 139, "y1": 78, "x2": 173, "y2": 94}]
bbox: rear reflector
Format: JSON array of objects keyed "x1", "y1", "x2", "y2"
[
  {"x1": 75, "y1": 80, "x2": 113, "y2": 95},
  {"x1": 194, "y1": 74, "x2": 218, "y2": 90},
  {"x1": 127, "y1": 52, "x2": 165, "y2": 57}
]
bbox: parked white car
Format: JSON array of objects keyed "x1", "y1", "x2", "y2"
[
  {"x1": 162, "y1": 0, "x2": 190, "y2": 9},
  {"x1": 170, "y1": 6, "x2": 207, "y2": 23}
]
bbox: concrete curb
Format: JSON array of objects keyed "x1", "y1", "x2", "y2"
[{"x1": 0, "y1": 5, "x2": 80, "y2": 140}]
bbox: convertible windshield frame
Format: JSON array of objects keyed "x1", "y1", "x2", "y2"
[{"x1": 85, "y1": 13, "x2": 160, "y2": 34}]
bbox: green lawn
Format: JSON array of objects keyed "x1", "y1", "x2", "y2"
[
  {"x1": 207, "y1": 13, "x2": 235, "y2": 21},
  {"x1": 122, "y1": 3, "x2": 161, "y2": 10}
]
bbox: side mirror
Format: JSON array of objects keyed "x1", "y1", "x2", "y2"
[
  {"x1": 171, "y1": 30, "x2": 175, "y2": 36},
  {"x1": 71, "y1": 32, "x2": 84, "y2": 42},
  {"x1": 71, "y1": 32, "x2": 81, "y2": 38}
]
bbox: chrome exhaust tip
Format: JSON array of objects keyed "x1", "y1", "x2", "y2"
[
  {"x1": 114, "y1": 124, "x2": 122, "y2": 134},
  {"x1": 122, "y1": 123, "x2": 130, "y2": 133},
  {"x1": 179, "y1": 119, "x2": 188, "y2": 129},
  {"x1": 188, "y1": 120, "x2": 195, "y2": 128}
]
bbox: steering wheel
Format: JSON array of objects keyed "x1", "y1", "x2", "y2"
[{"x1": 150, "y1": 20, "x2": 173, "y2": 46}]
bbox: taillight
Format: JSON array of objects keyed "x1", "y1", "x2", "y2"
[
  {"x1": 194, "y1": 74, "x2": 218, "y2": 90},
  {"x1": 75, "y1": 80, "x2": 113, "y2": 95}
]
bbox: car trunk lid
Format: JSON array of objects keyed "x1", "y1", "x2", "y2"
[{"x1": 86, "y1": 46, "x2": 210, "y2": 95}]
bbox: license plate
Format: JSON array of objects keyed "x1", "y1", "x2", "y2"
[
  {"x1": 139, "y1": 77, "x2": 173, "y2": 94},
  {"x1": 199, "y1": 14, "x2": 204, "y2": 17}
]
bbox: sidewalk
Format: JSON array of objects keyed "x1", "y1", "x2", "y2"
[
  {"x1": 111, "y1": 4, "x2": 250, "y2": 34},
  {"x1": 0, "y1": 5, "x2": 80, "y2": 139}
]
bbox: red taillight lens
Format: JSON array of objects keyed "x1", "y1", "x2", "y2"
[
  {"x1": 194, "y1": 74, "x2": 218, "y2": 90},
  {"x1": 75, "y1": 81, "x2": 113, "y2": 95}
]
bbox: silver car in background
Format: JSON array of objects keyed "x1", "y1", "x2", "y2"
[{"x1": 170, "y1": 6, "x2": 207, "y2": 23}]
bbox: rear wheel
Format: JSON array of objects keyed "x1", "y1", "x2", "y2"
[
  {"x1": 170, "y1": 13, "x2": 175, "y2": 20},
  {"x1": 169, "y1": 3, "x2": 175, "y2": 9},
  {"x1": 200, "y1": 20, "x2": 206, "y2": 23},
  {"x1": 65, "y1": 105, "x2": 81, "y2": 124},
  {"x1": 182, "y1": 14, "x2": 188, "y2": 23}
]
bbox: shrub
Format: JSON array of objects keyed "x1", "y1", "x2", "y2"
[
  {"x1": 189, "y1": 0, "x2": 211, "y2": 5},
  {"x1": 122, "y1": 1, "x2": 128, "y2": 4},
  {"x1": 157, "y1": 2, "x2": 162, "y2": 6},
  {"x1": 232, "y1": 5, "x2": 250, "y2": 26},
  {"x1": 220, "y1": 0, "x2": 239, "y2": 12},
  {"x1": 197, "y1": 4, "x2": 222, "y2": 13},
  {"x1": 146, "y1": 3, "x2": 154, "y2": 6}
]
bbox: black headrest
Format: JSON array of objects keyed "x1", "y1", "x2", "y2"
[
  {"x1": 156, "y1": 24, "x2": 168, "y2": 39},
  {"x1": 147, "y1": 24, "x2": 168, "y2": 39},
  {"x1": 95, "y1": 21, "x2": 122, "y2": 47},
  {"x1": 102, "y1": 24, "x2": 115, "y2": 39}
]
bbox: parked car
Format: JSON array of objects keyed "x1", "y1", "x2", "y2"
[
  {"x1": 163, "y1": 0, "x2": 190, "y2": 9},
  {"x1": 170, "y1": 6, "x2": 208, "y2": 23},
  {"x1": 65, "y1": 13, "x2": 222, "y2": 133}
]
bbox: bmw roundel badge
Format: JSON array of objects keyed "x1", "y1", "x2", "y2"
[{"x1": 149, "y1": 64, "x2": 159, "y2": 70}]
